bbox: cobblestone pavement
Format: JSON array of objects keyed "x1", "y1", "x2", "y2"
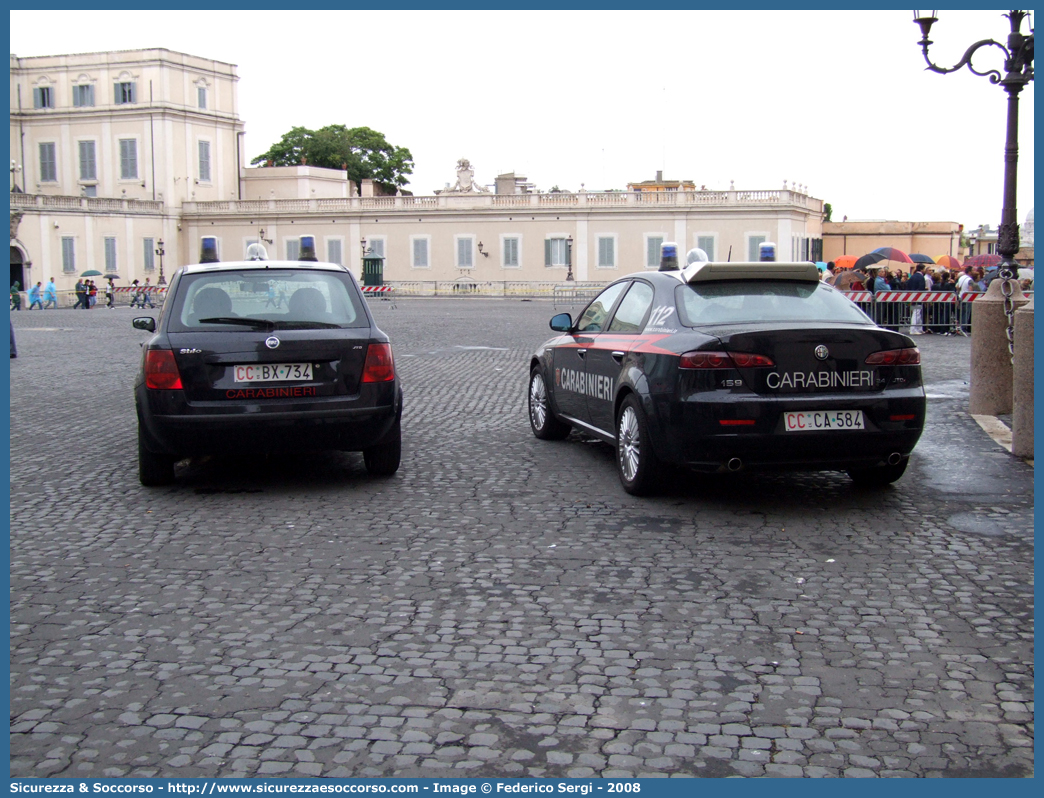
[{"x1": 9, "y1": 299, "x2": 1034, "y2": 778}]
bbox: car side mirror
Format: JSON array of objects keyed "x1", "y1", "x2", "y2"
[
  {"x1": 132, "y1": 317, "x2": 156, "y2": 332},
  {"x1": 550, "y1": 313, "x2": 573, "y2": 332}
]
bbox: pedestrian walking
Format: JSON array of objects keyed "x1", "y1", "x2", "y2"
[
  {"x1": 88, "y1": 280, "x2": 98, "y2": 308},
  {"x1": 10, "y1": 281, "x2": 22, "y2": 310},
  {"x1": 28, "y1": 281, "x2": 43, "y2": 310},
  {"x1": 43, "y1": 277, "x2": 57, "y2": 309},
  {"x1": 142, "y1": 277, "x2": 156, "y2": 308},
  {"x1": 129, "y1": 279, "x2": 142, "y2": 308},
  {"x1": 73, "y1": 279, "x2": 87, "y2": 309},
  {"x1": 105, "y1": 279, "x2": 115, "y2": 309}
]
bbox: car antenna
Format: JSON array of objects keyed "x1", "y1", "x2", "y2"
[{"x1": 727, "y1": 246, "x2": 732, "y2": 262}]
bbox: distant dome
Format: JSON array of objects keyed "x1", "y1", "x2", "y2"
[{"x1": 1024, "y1": 208, "x2": 1034, "y2": 246}]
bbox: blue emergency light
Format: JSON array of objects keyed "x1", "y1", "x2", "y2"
[
  {"x1": 759, "y1": 242, "x2": 777, "y2": 262},
  {"x1": 200, "y1": 236, "x2": 219, "y2": 263},
  {"x1": 299, "y1": 235, "x2": 318, "y2": 262},
  {"x1": 659, "y1": 241, "x2": 679, "y2": 271}
]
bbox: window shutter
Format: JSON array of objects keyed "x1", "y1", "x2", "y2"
[
  {"x1": 545, "y1": 239, "x2": 552, "y2": 267},
  {"x1": 129, "y1": 82, "x2": 136, "y2": 103},
  {"x1": 33, "y1": 87, "x2": 41, "y2": 107}
]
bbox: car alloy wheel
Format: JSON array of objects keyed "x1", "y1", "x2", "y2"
[
  {"x1": 616, "y1": 395, "x2": 661, "y2": 495},
  {"x1": 528, "y1": 368, "x2": 570, "y2": 440}
]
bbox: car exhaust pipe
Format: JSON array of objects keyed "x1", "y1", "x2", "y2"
[
  {"x1": 727, "y1": 457, "x2": 743, "y2": 472},
  {"x1": 887, "y1": 452, "x2": 903, "y2": 466}
]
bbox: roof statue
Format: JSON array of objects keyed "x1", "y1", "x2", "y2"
[{"x1": 441, "y1": 159, "x2": 490, "y2": 195}]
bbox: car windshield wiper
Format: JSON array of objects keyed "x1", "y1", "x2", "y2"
[
  {"x1": 198, "y1": 317, "x2": 275, "y2": 330},
  {"x1": 273, "y1": 320, "x2": 343, "y2": 330}
]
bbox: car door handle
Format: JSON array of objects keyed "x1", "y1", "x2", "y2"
[
  {"x1": 577, "y1": 349, "x2": 587, "y2": 359},
  {"x1": 611, "y1": 351, "x2": 625, "y2": 363}
]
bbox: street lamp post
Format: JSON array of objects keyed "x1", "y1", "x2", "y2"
[
  {"x1": 565, "y1": 235, "x2": 574, "y2": 282},
  {"x1": 913, "y1": 10, "x2": 1034, "y2": 283},
  {"x1": 10, "y1": 160, "x2": 22, "y2": 192},
  {"x1": 155, "y1": 239, "x2": 166, "y2": 286}
]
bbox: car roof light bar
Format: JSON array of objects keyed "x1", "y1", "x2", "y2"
[{"x1": 681, "y1": 261, "x2": 821, "y2": 284}]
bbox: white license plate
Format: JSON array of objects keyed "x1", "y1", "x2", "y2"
[
  {"x1": 233, "y1": 363, "x2": 313, "y2": 383},
  {"x1": 784, "y1": 409, "x2": 864, "y2": 432}
]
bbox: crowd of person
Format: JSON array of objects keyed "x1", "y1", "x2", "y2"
[{"x1": 822, "y1": 262, "x2": 1032, "y2": 294}]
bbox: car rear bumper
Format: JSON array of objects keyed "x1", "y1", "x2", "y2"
[
  {"x1": 647, "y1": 389, "x2": 925, "y2": 472},
  {"x1": 137, "y1": 384, "x2": 401, "y2": 456}
]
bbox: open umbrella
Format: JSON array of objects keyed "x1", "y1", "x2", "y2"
[
  {"x1": 871, "y1": 247, "x2": 914, "y2": 264},
  {"x1": 909, "y1": 253, "x2": 936, "y2": 264},
  {"x1": 965, "y1": 253, "x2": 1003, "y2": 270},
  {"x1": 935, "y1": 255, "x2": 962, "y2": 270},
  {"x1": 853, "y1": 252, "x2": 888, "y2": 271},
  {"x1": 80, "y1": 269, "x2": 103, "y2": 277},
  {"x1": 102, "y1": 274, "x2": 121, "y2": 281},
  {"x1": 833, "y1": 254, "x2": 859, "y2": 270}
]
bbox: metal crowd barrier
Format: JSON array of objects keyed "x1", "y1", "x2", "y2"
[{"x1": 839, "y1": 290, "x2": 1032, "y2": 335}]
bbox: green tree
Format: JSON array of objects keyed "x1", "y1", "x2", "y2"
[
  {"x1": 823, "y1": 202, "x2": 833, "y2": 223},
  {"x1": 251, "y1": 125, "x2": 414, "y2": 195}
]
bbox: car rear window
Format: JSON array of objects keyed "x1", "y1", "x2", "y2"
[
  {"x1": 169, "y1": 269, "x2": 368, "y2": 331},
  {"x1": 675, "y1": 281, "x2": 872, "y2": 327}
]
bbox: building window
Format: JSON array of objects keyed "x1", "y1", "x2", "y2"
[
  {"x1": 38, "y1": 143, "x2": 57, "y2": 182},
  {"x1": 78, "y1": 141, "x2": 97, "y2": 181},
  {"x1": 143, "y1": 238, "x2": 155, "y2": 271},
  {"x1": 545, "y1": 237, "x2": 569, "y2": 267},
  {"x1": 114, "y1": 81, "x2": 136, "y2": 104},
  {"x1": 697, "y1": 235, "x2": 716, "y2": 262},
  {"x1": 597, "y1": 235, "x2": 616, "y2": 268},
  {"x1": 327, "y1": 239, "x2": 342, "y2": 265},
  {"x1": 412, "y1": 237, "x2": 429, "y2": 268},
  {"x1": 198, "y1": 141, "x2": 211, "y2": 182},
  {"x1": 502, "y1": 236, "x2": 520, "y2": 268},
  {"x1": 456, "y1": 236, "x2": 474, "y2": 269},
  {"x1": 119, "y1": 139, "x2": 138, "y2": 180},
  {"x1": 366, "y1": 238, "x2": 385, "y2": 258},
  {"x1": 747, "y1": 235, "x2": 766, "y2": 262},
  {"x1": 104, "y1": 237, "x2": 117, "y2": 273},
  {"x1": 61, "y1": 237, "x2": 75, "y2": 273},
  {"x1": 73, "y1": 84, "x2": 94, "y2": 107},
  {"x1": 286, "y1": 238, "x2": 300, "y2": 261},
  {"x1": 646, "y1": 235, "x2": 664, "y2": 269},
  {"x1": 33, "y1": 86, "x2": 53, "y2": 109},
  {"x1": 197, "y1": 87, "x2": 207, "y2": 109},
  {"x1": 83, "y1": 185, "x2": 97, "y2": 198}
]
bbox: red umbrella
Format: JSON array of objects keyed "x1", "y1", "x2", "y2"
[
  {"x1": 935, "y1": 255, "x2": 962, "y2": 270},
  {"x1": 964, "y1": 253, "x2": 1003, "y2": 270},
  {"x1": 871, "y1": 247, "x2": 914, "y2": 264},
  {"x1": 833, "y1": 255, "x2": 859, "y2": 270}
]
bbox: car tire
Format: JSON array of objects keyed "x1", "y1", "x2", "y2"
[
  {"x1": 616, "y1": 395, "x2": 662, "y2": 496},
  {"x1": 528, "y1": 367, "x2": 571, "y2": 440},
  {"x1": 847, "y1": 457, "x2": 908, "y2": 487},
  {"x1": 364, "y1": 420, "x2": 401, "y2": 476},
  {"x1": 138, "y1": 425, "x2": 177, "y2": 486}
]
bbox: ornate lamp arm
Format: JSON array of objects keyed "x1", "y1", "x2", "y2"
[{"x1": 919, "y1": 37, "x2": 1009, "y2": 83}]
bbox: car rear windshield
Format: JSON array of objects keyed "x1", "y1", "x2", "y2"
[
  {"x1": 675, "y1": 281, "x2": 872, "y2": 327},
  {"x1": 168, "y1": 269, "x2": 368, "y2": 331}
]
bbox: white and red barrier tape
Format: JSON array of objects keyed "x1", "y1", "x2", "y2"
[
  {"x1": 840, "y1": 290, "x2": 1031, "y2": 303},
  {"x1": 361, "y1": 286, "x2": 393, "y2": 293}
]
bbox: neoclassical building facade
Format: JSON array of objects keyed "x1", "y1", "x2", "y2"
[{"x1": 11, "y1": 48, "x2": 825, "y2": 293}]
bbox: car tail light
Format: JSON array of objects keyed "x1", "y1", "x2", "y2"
[
  {"x1": 865, "y1": 347, "x2": 920, "y2": 366},
  {"x1": 144, "y1": 349, "x2": 183, "y2": 390},
  {"x1": 680, "y1": 351, "x2": 775, "y2": 369},
  {"x1": 362, "y1": 343, "x2": 395, "y2": 382}
]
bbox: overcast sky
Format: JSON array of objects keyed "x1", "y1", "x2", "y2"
[{"x1": 10, "y1": 8, "x2": 1035, "y2": 232}]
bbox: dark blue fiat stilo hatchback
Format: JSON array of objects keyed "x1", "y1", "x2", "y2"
[{"x1": 132, "y1": 237, "x2": 402, "y2": 485}]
